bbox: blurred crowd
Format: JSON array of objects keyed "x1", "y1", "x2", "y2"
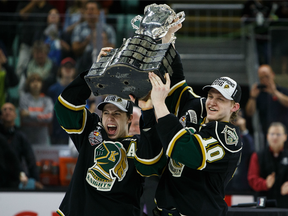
[{"x1": 0, "y1": 0, "x2": 288, "y2": 213}]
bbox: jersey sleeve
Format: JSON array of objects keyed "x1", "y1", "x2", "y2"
[
  {"x1": 54, "y1": 71, "x2": 100, "y2": 150},
  {"x1": 156, "y1": 116, "x2": 242, "y2": 172},
  {"x1": 134, "y1": 109, "x2": 167, "y2": 177}
]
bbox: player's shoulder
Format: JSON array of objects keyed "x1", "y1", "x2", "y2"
[{"x1": 205, "y1": 121, "x2": 242, "y2": 152}]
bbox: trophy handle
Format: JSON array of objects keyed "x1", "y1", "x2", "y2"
[
  {"x1": 131, "y1": 15, "x2": 143, "y2": 30},
  {"x1": 167, "y1": 11, "x2": 185, "y2": 29}
]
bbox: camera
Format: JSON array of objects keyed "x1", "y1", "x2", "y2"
[{"x1": 257, "y1": 84, "x2": 266, "y2": 90}]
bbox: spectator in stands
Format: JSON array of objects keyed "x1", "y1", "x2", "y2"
[
  {"x1": 129, "y1": 105, "x2": 141, "y2": 136},
  {"x1": 226, "y1": 112, "x2": 255, "y2": 192},
  {"x1": 71, "y1": 0, "x2": 116, "y2": 72},
  {"x1": 63, "y1": 0, "x2": 87, "y2": 35},
  {"x1": 0, "y1": 102, "x2": 44, "y2": 189},
  {"x1": 34, "y1": 8, "x2": 71, "y2": 66},
  {"x1": 19, "y1": 74, "x2": 53, "y2": 146},
  {"x1": 16, "y1": 0, "x2": 53, "y2": 77},
  {"x1": 245, "y1": 64, "x2": 288, "y2": 145},
  {"x1": 47, "y1": 57, "x2": 76, "y2": 145},
  {"x1": 241, "y1": 0, "x2": 273, "y2": 65},
  {"x1": 0, "y1": 133, "x2": 22, "y2": 189},
  {"x1": 19, "y1": 40, "x2": 58, "y2": 94},
  {"x1": 0, "y1": 48, "x2": 19, "y2": 107},
  {"x1": 248, "y1": 122, "x2": 288, "y2": 208}
]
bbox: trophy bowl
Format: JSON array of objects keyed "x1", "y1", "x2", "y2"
[{"x1": 84, "y1": 4, "x2": 185, "y2": 99}]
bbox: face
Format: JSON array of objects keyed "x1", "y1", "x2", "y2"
[
  {"x1": 85, "y1": 2, "x2": 99, "y2": 22},
  {"x1": 29, "y1": 78, "x2": 42, "y2": 94},
  {"x1": 61, "y1": 65, "x2": 76, "y2": 79},
  {"x1": 205, "y1": 88, "x2": 238, "y2": 123},
  {"x1": 258, "y1": 65, "x2": 274, "y2": 86},
  {"x1": 33, "y1": 50, "x2": 47, "y2": 66},
  {"x1": 1, "y1": 103, "x2": 16, "y2": 124},
  {"x1": 102, "y1": 104, "x2": 132, "y2": 139},
  {"x1": 47, "y1": 9, "x2": 60, "y2": 24},
  {"x1": 267, "y1": 125, "x2": 287, "y2": 153},
  {"x1": 129, "y1": 107, "x2": 141, "y2": 135}
]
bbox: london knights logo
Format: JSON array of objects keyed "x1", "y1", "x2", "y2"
[
  {"x1": 221, "y1": 125, "x2": 238, "y2": 146},
  {"x1": 86, "y1": 141, "x2": 128, "y2": 191}
]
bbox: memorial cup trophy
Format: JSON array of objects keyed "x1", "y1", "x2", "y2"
[{"x1": 84, "y1": 3, "x2": 185, "y2": 99}]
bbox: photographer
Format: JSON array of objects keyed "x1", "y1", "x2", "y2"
[{"x1": 245, "y1": 64, "x2": 288, "y2": 144}]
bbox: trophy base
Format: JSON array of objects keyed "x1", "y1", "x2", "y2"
[
  {"x1": 84, "y1": 35, "x2": 176, "y2": 99},
  {"x1": 85, "y1": 63, "x2": 166, "y2": 99}
]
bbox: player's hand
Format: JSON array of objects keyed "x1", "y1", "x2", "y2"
[
  {"x1": 266, "y1": 172, "x2": 275, "y2": 189},
  {"x1": 97, "y1": 47, "x2": 113, "y2": 62},
  {"x1": 281, "y1": 181, "x2": 288, "y2": 195},
  {"x1": 149, "y1": 72, "x2": 170, "y2": 106}
]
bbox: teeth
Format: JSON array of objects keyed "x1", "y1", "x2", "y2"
[
  {"x1": 209, "y1": 108, "x2": 216, "y2": 111},
  {"x1": 108, "y1": 125, "x2": 116, "y2": 127}
]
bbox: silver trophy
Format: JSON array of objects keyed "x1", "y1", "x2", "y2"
[{"x1": 85, "y1": 4, "x2": 185, "y2": 99}]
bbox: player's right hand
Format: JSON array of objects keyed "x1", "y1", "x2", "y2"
[{"x1": 97, "y1": 47, "x2": 113, "y2": 62}]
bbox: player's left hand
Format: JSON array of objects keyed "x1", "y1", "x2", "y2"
[
  {"x1": 149, "y1": 72, "x2": 170, "y2": 106},
  {"x1": 97, "y1": 47, "x2": 113, "y2": 62}
]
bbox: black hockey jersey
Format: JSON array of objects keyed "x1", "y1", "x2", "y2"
[
  {"x1": 137, "y1": 71, "x2": 242, "y2": 216},
  {"x1": 55, "y1": 71, "x2": 165, "y2": 216}
]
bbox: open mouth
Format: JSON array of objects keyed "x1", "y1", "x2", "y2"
[{"x1": 107, "y1": 124, "x2": 117, "y2": 135}]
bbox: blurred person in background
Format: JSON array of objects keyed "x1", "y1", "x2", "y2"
[
  {"x1": 16, "y1": 0, "x2": 53, "y2": 77},
  {"x1": 245, "y1": 64, "x2": 288, "y2": 146},
  {"x1": 248, "y1": 122, "x2": 288, "y2": 208},
  {"x1": 71, "y1": 0, "x2": 116, "y2": 72},
  {"x1": 19, "y1": 74, "x2": 53, "y2": 146},
  {"x1": 0, "y1": 102, "x2": 43, "y2": 189},
  {"x1": 0, "y1": 47, "x2": 19, "y2": 107},
  {"x1": 19, "y1": 40, "x2": 58, "y2": 94},
  {"x1": 129, "y1": 105, "x2": 141, "y2": 136},
  {"x1": 34, "y1": 8, "x2": 71, "y2": 66},
  {"x1": 47, "y1": 57, "x2": 76, "y2": 145},
  {"x1": 0, "y1": 133, "x2": 22, "y2": 189},
  {"x1": 63, "y1": 0, "x2": 88, "y2": 35},
  {"x1": 241, "y1": 0, "x2": 273, "y2": 65}
]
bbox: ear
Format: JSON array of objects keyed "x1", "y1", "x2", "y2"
[
  {"x1": 231, "y1": 102, "x2": 240, "y2": 113},
  {"x1": 128, "y1": 114, "x2": 133, "y2": 124}
]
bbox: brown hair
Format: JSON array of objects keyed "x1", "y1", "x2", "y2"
[{"x1": 24, "y1": 74, "x2": 43, "y2": 93}]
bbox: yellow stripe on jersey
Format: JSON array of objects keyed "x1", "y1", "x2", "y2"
[
  {"x1": 58, "y1": 95, "x2": 86, "y2": 111},
  {"x1": 174, "y1": 86, "x2": 191, "y2": 116},
  {"x1": 194, "y1": 134, "x2": 207, "y2": 170},
  {"x1": 168, "y1": 80, "x2": 187, "y2": 96},
  {"x1": 135, "y1": 148, "x2": 163, "y2": 165},
  {"x1": 167, "y1": 129, "x2": 187, "y2": 157}
]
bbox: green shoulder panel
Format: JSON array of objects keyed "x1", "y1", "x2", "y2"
[{"x1": 54, "y1": 95, "x2": 87, "y2": 134}]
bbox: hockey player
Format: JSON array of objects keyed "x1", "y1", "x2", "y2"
[
  {"x1": 137, "y1": 69, "x2": 243, "y2": 216},
  {"x1": 54, "y1": 59, "x2": 165, "y2": 216}
]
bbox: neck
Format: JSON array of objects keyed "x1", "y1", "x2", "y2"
[
  {"x1": 3, "y1": 121, "x2": 14, "y2": 129},
  {"x1": 60, "y1": 77, "x2": 73, "y2": 86}
]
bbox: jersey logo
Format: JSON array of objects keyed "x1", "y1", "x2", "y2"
[
  {"x1": 221, "y1": 125, "x2": 238, "y2": 146},
  {"x1": 168, "y1": 159, "x2": 185, "y2": 177},
  {"x1": 179, "y1": 110, "x2": 197, "y2": 127},
  {"x1": 88, "y1": 126, "x2": 103, "y2": 146},
  {"x1": 86, "y1": 141, "x2": 128, "y2": 191}
]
